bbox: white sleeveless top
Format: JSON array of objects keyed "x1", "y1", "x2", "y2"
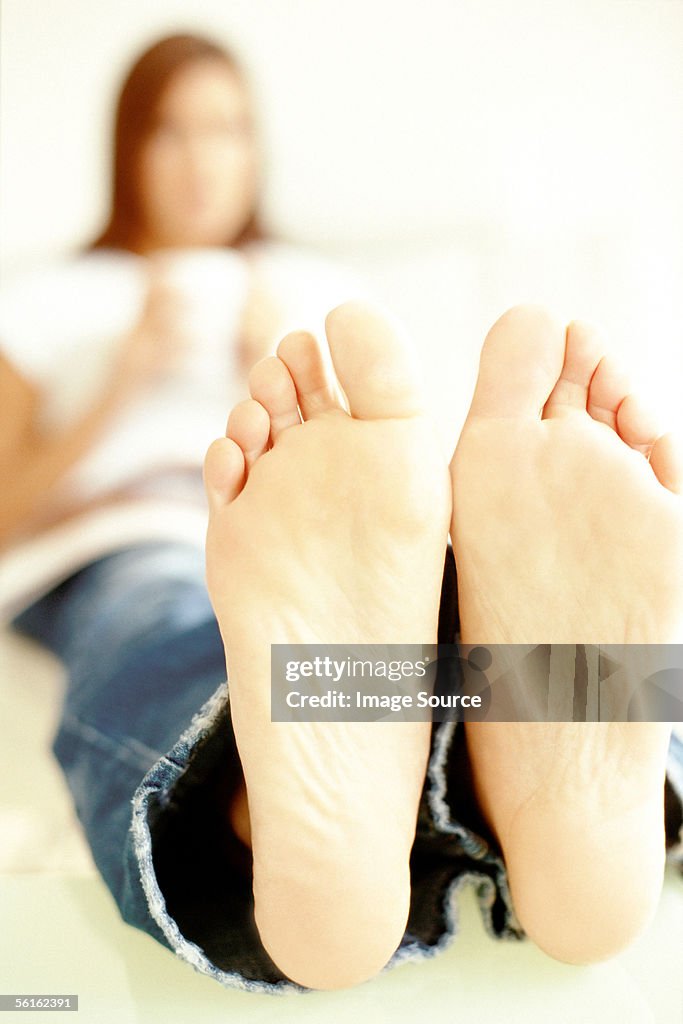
[{"x1": 0, "y1": 241, "x2": 362, "y2": 620}]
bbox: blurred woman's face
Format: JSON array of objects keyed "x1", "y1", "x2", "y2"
[{"x1": 138, "y1": 60, "x2": 258, "y2": 249}]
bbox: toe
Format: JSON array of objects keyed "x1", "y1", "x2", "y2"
[
  {"x1": 203, "y1": 437, "x2": 246, "y2": 510},
  {"x1": 586, "y1": 355, "x2": 632, "y2": 430},
  {"x1": 276, "y1": 330, "x2": 344, "y2": 419},
  {"x1": 324, "y1": 301, "x2": 424, "y2": 420},
  {"x1": 248, "y1": 356, "x2": 301, "y2": 441},
  {"x1": 615, "y1": 394, "x2": 662, "y2": 455},
  {"x1": 543, "y1": 320, "x2": 603, "y2": 419},
  {"x1": 227, "y1": 399, "x2": 271, "y2": 471},
  {"x1": 467, "y1": 305, "x2": 566, "y2": 420},
  {"x1": 649, "y1": 432, "x2": 683, "y2": 494}
]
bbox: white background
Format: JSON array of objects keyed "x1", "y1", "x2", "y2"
[
  {"x1": 2, "y1": 0, "x2": 682, "y2": 439},
  {"x1": 1, "y1": 5, "x2": 683, "y2": 1019}
]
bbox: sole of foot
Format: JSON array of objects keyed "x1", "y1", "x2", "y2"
[
  {"x1": 203, "y1": 301, "x2": 451, "y2": 989},
  {"x1": 450, "y1": 305, "x2": 682, "y2": 963}
]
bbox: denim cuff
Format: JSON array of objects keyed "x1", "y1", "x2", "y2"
[
  {"x1": 121, "y1": 687, "x2": 506, "y2": 991},
  {"x1": 425, "y1": 719, "x2": 525, "y2": 943},
  {"x1": 124, "y1": 689, "x2": 683, "y2": 994},
  {"x1": 124, "y1": 682, "x2": 299, "y2": 994},
  {"x1": 426, "y1": 720, "x2": 683, "y2": 949}
]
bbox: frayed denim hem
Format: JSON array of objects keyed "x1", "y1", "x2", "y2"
[
  {"x1": 128, "y1": 682, "x2": 304, "y2": 994},
  {"x1": 127, "y1": 695, "x2": 683, "y2": 993}
]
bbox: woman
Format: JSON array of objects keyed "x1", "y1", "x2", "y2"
[
  {"x1": 0, "y1": 34, "x2": 348, "y2": 552},
  {"x1": 0, "y1": 32, "x2": 360, "y2": 990},
  {"x1": 1, "y1": 32, "x2": 681, "y2": 995}
]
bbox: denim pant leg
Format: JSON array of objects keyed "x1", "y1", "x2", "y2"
[
  {"x1": 12, "y1": 542, "x2": 683, "y2": 994},
  {"x1": 12, "y1": 541, "x2": 290, "y2": 991}
]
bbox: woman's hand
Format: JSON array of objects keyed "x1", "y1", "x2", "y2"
[
  {"x1": 0, "y1": 262, "x2": 190, "y2": 545},
  {"x1": 111, "y1": 261, "x2": 189, "y2": 399}
]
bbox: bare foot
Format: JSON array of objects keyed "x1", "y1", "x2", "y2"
[
  {"x1": 450, "y1": 306, "x2": 683, "y2": 963},
  {"x1": 203, "y1": 302, "x2": 451, "y2": 989}
]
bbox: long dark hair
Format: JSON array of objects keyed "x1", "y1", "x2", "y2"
[{"x1": 90, "y1": 33, "x2": 264, "y2": 252}]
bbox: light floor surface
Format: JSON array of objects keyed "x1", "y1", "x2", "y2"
[{"x1": 1, "y1": 630, "x2": 682, "y2": 1024}]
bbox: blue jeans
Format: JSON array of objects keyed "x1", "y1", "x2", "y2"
[{"x1": 12, "y1": 541, "x2": 683, "y2": 993}]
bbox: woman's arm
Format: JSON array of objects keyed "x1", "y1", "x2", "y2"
[
  {"x1": 0, "y1": 354, "x2": 127, "y2": 545},
  {"x1": 0, "y1": 269, "x2": 187, "y2": 547}
]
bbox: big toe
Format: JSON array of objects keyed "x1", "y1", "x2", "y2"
[
  {"x1": 324, "y1": 301, "x2": 424, "y2": 420},
  {"x1": 467, "y1": 305, "x2": 567, "y2": 420}
]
